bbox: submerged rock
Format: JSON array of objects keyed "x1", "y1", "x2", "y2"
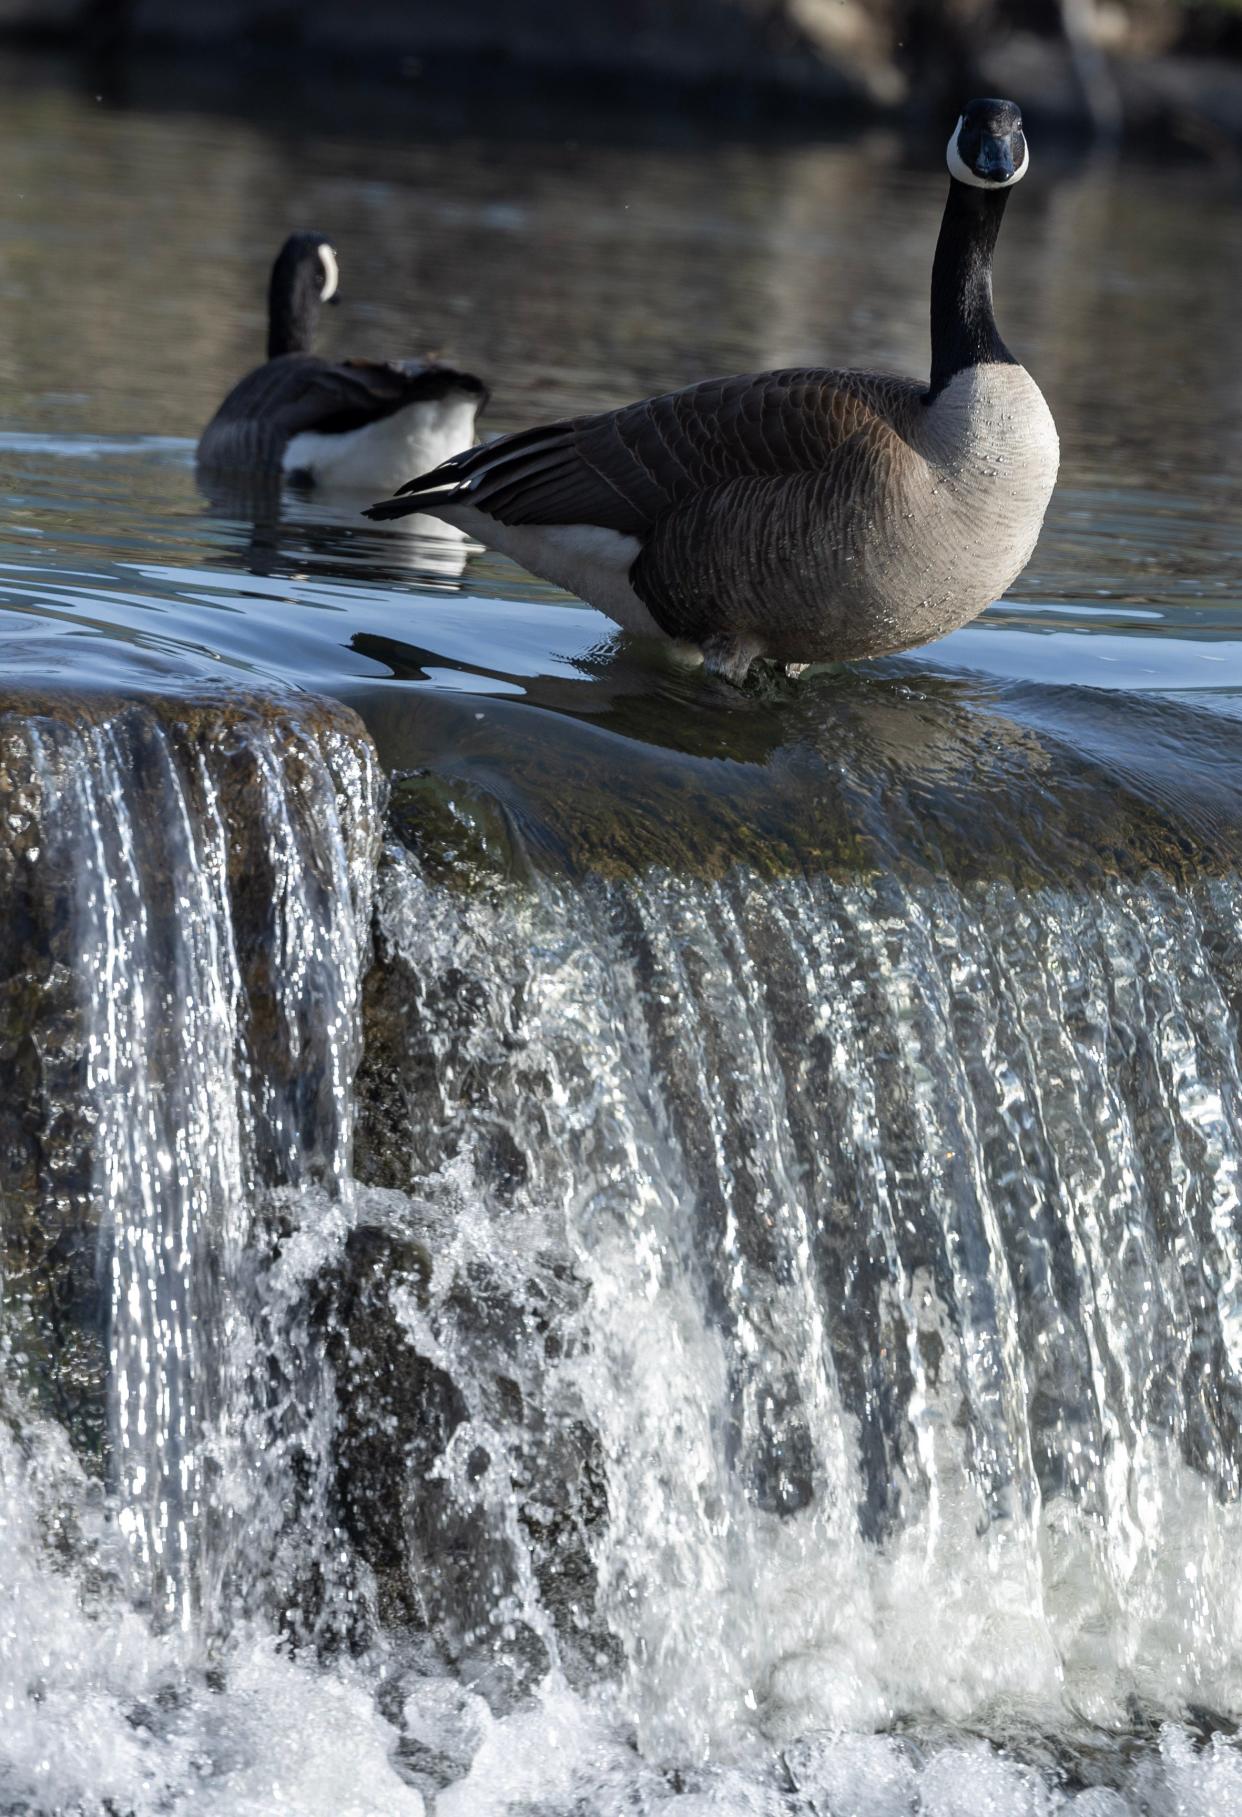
[
  {"x1": 319, "y1": 1186, "x2": 613, "y2": 1696},
  {"x1": 327, "y1": 1217, "x2": 459, "y2": 1632},
  {"x1": 355, "y1": 663, "x2": 1242, "y2": 891}
]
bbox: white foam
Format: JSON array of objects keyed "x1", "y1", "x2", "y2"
[{"x1": 0, "y1": 1418, "x2": 421, "y2": 1816}]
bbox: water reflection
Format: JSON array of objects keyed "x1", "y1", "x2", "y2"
[
  {"x1": 196, "y1": 466, "x2": 471, "y2": 585},
  {"x1": 340, "y1": 640, "x2": 1242, "y2": 892}
]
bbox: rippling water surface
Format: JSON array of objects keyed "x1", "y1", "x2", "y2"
[{"x1": 4, "y1": 52, "x2": 1242, "y2": 1817}]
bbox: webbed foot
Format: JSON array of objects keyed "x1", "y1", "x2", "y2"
[{"x1": 701, "y1": 633, "x2": 766, "y2": 686}]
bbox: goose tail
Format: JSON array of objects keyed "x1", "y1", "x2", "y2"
[
  {"x1": 364, "y1": 419, "x2": 572, "y2": 523},
  {"x1": 363, "y1": 472, "x2": 468, "y2": 521}
]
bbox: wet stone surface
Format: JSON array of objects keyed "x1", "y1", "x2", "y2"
[{"x1": 358, "y1": 665, "x2": 1242, "y2": 893}]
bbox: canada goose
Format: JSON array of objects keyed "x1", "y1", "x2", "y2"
[
  {"x1": 366, "y1": 100, "x2": 1057, "y2": 681},
  {"x1": 198, "y1": 232, "x2": 488, "y2": 494}
]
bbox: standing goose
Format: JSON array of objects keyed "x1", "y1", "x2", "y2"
[
  {"x1": 198, "y1": 232, "x2": 488, "y2": 494},
  {"x1": 365, "y1": 100, "x2": 1057, "y2": 680}
]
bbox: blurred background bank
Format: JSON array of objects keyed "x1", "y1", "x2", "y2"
[{"x1": 4, "y1": 0, "x2": 1242, "y2": 150}]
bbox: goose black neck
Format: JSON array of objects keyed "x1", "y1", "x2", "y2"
[
  {"x1": 267, "y1": 258, "x2": 320, "y2": 360},
  {"x1": 927, "y1": 180, "x2": 1015, "y2": 400}
]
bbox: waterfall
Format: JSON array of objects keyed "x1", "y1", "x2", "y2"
[
  {"x1": 4, "y1": 682, "x2": 1242, "y2": 1813},
  {"x1": 357, "y1": 842, "x2": 1242, "y2": 1802},
  {"x1": 1, "y1": 691, "x2": 379, "y2": 1636}
]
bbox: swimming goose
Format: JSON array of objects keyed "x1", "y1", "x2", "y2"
[
  {"x1": 365, "y1": 100, "x2": 1057, "y2": 680},
  {"x1": 198, "y1": 232, "x2": 488, "y2": 494}
]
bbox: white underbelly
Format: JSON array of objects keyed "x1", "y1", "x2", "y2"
[
  {"x1": 284, "y1": 394, "x2": 482, "y2": 496},
  {"x1": 430, "y1": 503, "x2": 667, "y2": 639}
]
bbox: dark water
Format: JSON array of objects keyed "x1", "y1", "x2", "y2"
[{"x1": 4, "y1": 53, "x2": 1242, "y2": 1817}]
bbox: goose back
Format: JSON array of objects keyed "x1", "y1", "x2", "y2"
[
  {"x1": 197, "y1": 356, "x2": 486, "y2": 479},
  {"x1": 405, "y1": 367, "x2": 923, "y2": 536}
]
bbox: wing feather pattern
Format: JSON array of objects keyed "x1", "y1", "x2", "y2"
[
  {"x1": 365, "y1": 367, "x2": 923, "y2": 535},
  {"x1": 631, "y1": 415, "x2": 912, "y2": 650}
]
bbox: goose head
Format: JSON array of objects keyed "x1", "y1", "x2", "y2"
[
  {"x1": 946, "y1": 99, "x2": 1029, "y2": 191},
  {"x1": 267, "y1": 232, "x2": 340, "y2": 359}
]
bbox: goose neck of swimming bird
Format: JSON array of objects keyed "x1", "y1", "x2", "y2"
[
  {"x1": 926, "y1": 180, "x2": 1015, "y2": 401},
  {"x1": 267, "y1": 260, "x2": 321, "y2": 360}
]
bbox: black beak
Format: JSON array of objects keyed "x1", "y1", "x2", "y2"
[{"x1": 973, "y1": 134, "x2": 1017, "y2": 182}]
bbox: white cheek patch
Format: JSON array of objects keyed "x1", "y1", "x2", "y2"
[
  {"x1": 318, "y1": 244, "x2": 340, "y2": 302},
  {"x1": 946, "y1": 120, "x2": 1029, "y2": 189}
]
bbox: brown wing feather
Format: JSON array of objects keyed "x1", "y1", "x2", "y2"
[
  {"x1": 369, "y1": 368, "x2": 924, "y2": 534},
  {"x1": 631, "y1": 414, "x2": 916, "y2": 654}
]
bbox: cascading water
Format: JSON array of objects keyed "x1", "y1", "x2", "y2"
[
  {"x1": 0, "y1": 689, "x2": 396, "y2": 1812},
  {"x1": 4, "y1": 679, "x2": 1242, "y2": 1814},
  {"x1": 355, "y1": 842, "x2": 1242, "y2": 1812},
  {"x1": 46, "y1": 702, "x2": 373, "y2": 1629}
]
